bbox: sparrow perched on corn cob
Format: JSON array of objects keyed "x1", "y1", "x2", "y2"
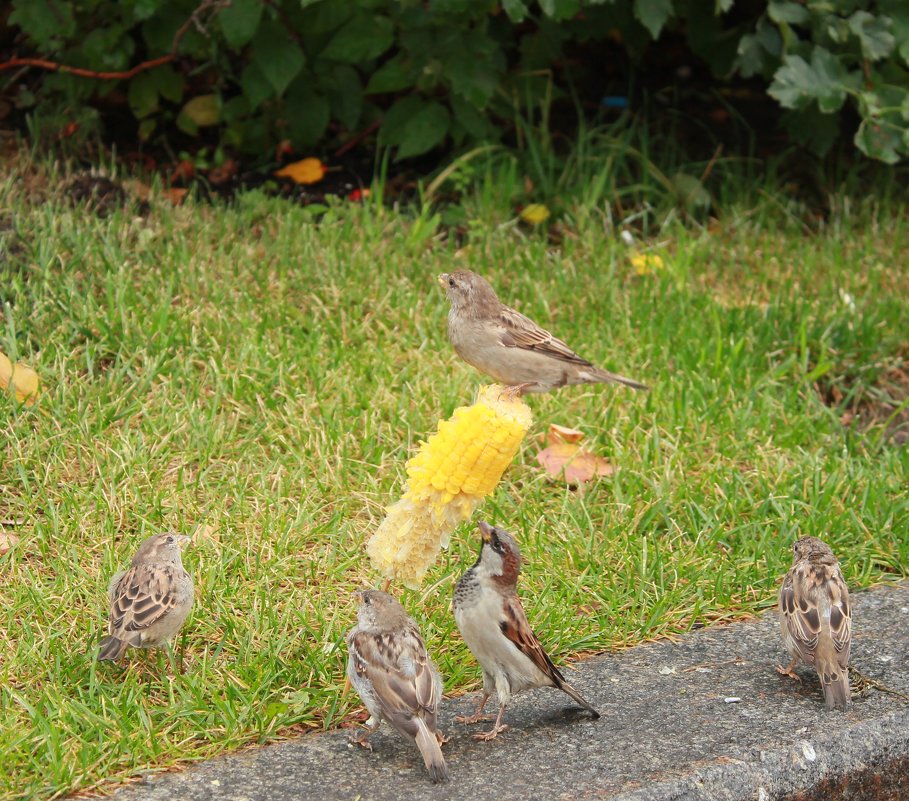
[
  {"x1": 347, "y1": 590, "x2": 448, "y2": 783},
  {"x1": 452, "y1": 521, "x2": 600, "y2": 740},
  {"x1": 438, "y1": 269, "x2": 646, "y2": 395},
  {"x1": 98, "y1": 532, "x2": 193, "y2": 662},
  {"x1": 777, "y1": 536, "x2": 852, "y2": 710}
]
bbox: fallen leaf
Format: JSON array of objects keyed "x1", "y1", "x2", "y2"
[
  {"x1": 0, "y1": 350, "x2": 40, "y2": 405},
  {"x1": 274, "y1": 158, "x2": 327, "y2": 185},
  {"x1": 630, "y1": 253, "x2": 665, "y2": 276},
  {"x1": 535, "y1": 441, "x2": 615, "y2": 484},
  {"x1": 0, "y1": 532, "x2": 19, "y2": 555},
  {"x1": 170, "y1": 160, "x2": 195, "y2": 184},
  {"x1": 208, "y1": 159, "x2": 238, "y2": 186},
  {"x1": 162, "y1": 187, "x2": 188, "y2": 205},
  {"x1": 192, "y1": 524, "x2": 220, "y2": 545},
  {"x1": 545, "y1": 423, "x2": 584, "y2": 445},
  {"x1": 347, "y1": 187, "x2": 371, "y2": 202},
  {"x1": 520, "y1": 203, "x2": 550, "y2": 226}
]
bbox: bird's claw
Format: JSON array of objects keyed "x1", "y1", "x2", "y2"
[
  {"x1": 472, "y1": 724, "x2": 508, "y2": 742},
  {"x1": 435, "y1": 730, "x2": 451, "y2": 745},
  {"x1": 776, "y1": 664, "x2": 802, "y2": 682},
  {"x1": 456, "y1": 712, "x2": 494, "y2": 725},
  {"x1": 349, "y1": 731, "x2": 374, "y2": 751}
]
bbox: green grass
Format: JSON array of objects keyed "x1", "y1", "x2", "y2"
[{"x1": 1, "y1": 159, "x2": 908, "y2": 801}]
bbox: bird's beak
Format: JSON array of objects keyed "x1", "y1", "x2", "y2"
[
  {"x1": 478, "y1": 521, "x2": 495, "y2": 543},
  {"x1": 437, "y1": 273, "x2": 449, "y2": 289},
  {"x1": 176, "y1": 535, "x2": 191, "y2": 548}
]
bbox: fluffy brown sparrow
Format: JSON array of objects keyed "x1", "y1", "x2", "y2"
[
  {"x1": 347, "y1": 590, "x2": 448, "y2": 783},
  {"x1": 98, "y1": 532, "x2": 193, "y2": 662},
  {"x1": 777, "y1": 536, "x2": 851, "y2": 710},
  {"x1": 452, "y1": 521, "x2": 600, "y2": 740},
  {"x1": 438, "y1": 269, "x2": 646, "y2": 395}
]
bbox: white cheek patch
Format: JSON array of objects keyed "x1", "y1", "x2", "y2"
[{"x1": 479, "y1": 545, "x2": 504, "y2": 579}]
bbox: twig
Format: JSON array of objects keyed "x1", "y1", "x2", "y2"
[
  {"x1": 850, "y1": 666, "x2": 909, "y2": 702},
  {"x1": 0, "y1": 0, "x2": 227, "y2": 81},
  {"x1": 334, "y1": 120, "x2": 381, "y2": 158}
]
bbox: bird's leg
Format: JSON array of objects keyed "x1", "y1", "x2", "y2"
[
  {"x1": 456, "y1": 692, "x2": 493, "y2": 725},
  {"x1": 776, "y1": 659, "x2": 802, "y2": 682},
  {"x1": 435, "y1": 729, "x2": 450, "y2": 746},
  {"x1": 473, "y1": 703, "x2": 508, "y2": 741},
  {"x1": 349, "y1": 716, "x2": 379, "y2": 751},
  {"x1": 500, "y1": 383, "x2": 534, "y2": 401}
]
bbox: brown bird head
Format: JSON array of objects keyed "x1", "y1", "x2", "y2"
[
  {"x1": 476, "y1": 521, "x2": 522, "y2": 588},
  {"x1": 791, "y1": 536, "x2": 835, "y2": 564},
  {"x1": 438, "y1": 270, "x2": 500, "y2": 317},
  {"x1": 354, "y1": 589, "x2": 410, "y2": 632},
  {"x1": 131, "y1": 532, "x2": 190, "y2": 566}
]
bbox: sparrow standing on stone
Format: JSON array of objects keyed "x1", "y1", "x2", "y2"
[
  {"x1": 438, "y1": 269, "x2": 646, "y2": 395},
  {"x1": 452, "y1": 521, "x2": 600, "y2": 740},
  {"x1": 777, "y1": 536, "x2": 851, "y2": 710},
  {"x1": 347, "y1": 590, "x2": 448, "y2": 783},
  {"x1": 98, "y1": 532, "x2": 193, "y2": 662}
]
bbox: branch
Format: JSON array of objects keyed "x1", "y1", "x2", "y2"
[{"x1": 0, "y1": 0, "x2": 227, "y2": 81}]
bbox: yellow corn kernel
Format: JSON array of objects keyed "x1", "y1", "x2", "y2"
[{"x1": 367, "y1": 385, "x2": 532, "y2": 588}]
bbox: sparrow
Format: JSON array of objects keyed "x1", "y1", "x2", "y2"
[
  {"x1": 346, "y1": 590, "x2": 448, "y2": 783},
  {"x1": 452, "y1": 521, "x2": 600, "y2": 740},
  {"x1": 98, "y1": 532, "x2": 193, "y2": 662},
  {"x1": 438, "y1": 269, "x2": 646, "y2": 395},
  {"x1": 777, "y1": 536, "x2": 851, "y2": 710}
]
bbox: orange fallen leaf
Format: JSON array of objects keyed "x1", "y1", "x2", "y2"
[
  {"x1": 170, "y1": 159, "x2": 195, "y2": 184},
  {"x1": 0, "y1": 350, "x2": 40, "y2": 405},
  {"x1": 208, "y1": 159, "x2": 238, "y2": 186},
  {"x1": 536, "y1": 441, "x2": 615, "y2": 484},
  {"x1": 275, "y1": 157, "x2": 327, "y2": 185},
  {"x1": 162, "y1": 187, "x2": 188, "y2": 205},
  {"x1": 545, "y1": 423, "x2": 584, "y2": 445}
]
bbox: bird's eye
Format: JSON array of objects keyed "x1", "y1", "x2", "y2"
[
  {"x1": 166, "y1": 535, "x2": 175, "y2": 544},
  {"x1": 448, "y1": 277, "x2": 455, "y2": 287},
  {"x1": 363, "y1": 595, "x2": 371, "y2": 605}
]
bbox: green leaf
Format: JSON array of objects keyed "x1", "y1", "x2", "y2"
[
  {"x1": 9, "y1": 0, "x2": 75, "y2": 48},
  {"x1": 321, "y1": 14, "x2": 394, "y2": 63},
  {"x1": 715, "y1": 0, "x2": 734, "y2": 12},
  {"x1": 450, "y1": 94, "x2": 496, "y2": 140},
  {"x1": 219, "y1": 0, "x2": 263, "y2": 50},
  {"x1": 671, "y1": 172, "x2": 711, "y2": 212},
  {"x1": 151, "y1": 65, "x2": 185, "y2": 104},
  {"x1": 848, "y1": 11, "x2": 895, "y2": 61},
  {"x1": 320, "y1": 65, "x2": 363, "y2": 130},
  {"x1": 285, "y1": 85, "x2": 330, "y2": 147},
  {"x1": 241, "y1": 63, "x2": 274, "y2": 110},
  {"x1": 252, "y1": 23, "x2": 305, "y2": 97},
  {"x1": 854, "y1": 119, "x2": 903, "y2": 163},
  {"x1": 634, "y1": 0, "x2": 672, "y2": 39},
  {"x1": 182, "y1": 95, "x2": 221, "y2": 127},
  {"x1": 443, "y1": 47, "x2": 502, "y2": 109},
  {"x1": 379, "y1": 97, "x2": 450, "y2": 159},
  {"x1": 881, "y1": 2, "x2": 909, "y2": 64},
  {"x1": 366, "y1": 57, "x2": 416, "y2": 94},
  {"x1": 780, "y1": 106, "x2": 840, "y2": 155},
  {"x1": 138, "y1": 117, "x2": 156, "y2": 142},
  {"x1": 768, "y1": 55, "x2": 817, "y2": 110},
  {"x1": 539, "y1": 0, "x2": 580, "y2": 19},
  {"x1": 768, "y1": 1, "x2": 810, "y2": 25},
  {"x1": 502, "y1": 0, "x2": 529, "y2": 22},
  {"x1": 128, "y1": 72, "x2": 158, "y2": 119}
]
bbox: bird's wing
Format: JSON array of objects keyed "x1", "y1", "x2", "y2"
[
  {"x1": 497, "y1": 305, "x2": 593, "y2": 367},
  {"x1": 349, "y1": 628, "x2": 439, "y2": 721},
  {"x1": 499, "y1": 593, "x2": 565, "y2": 683},
  {"x1": 108, "y1": 563, "x2": 183, "y2": 639},
  {"x1": 779, "y1": 563, "x2": 851, "y2": 666}
]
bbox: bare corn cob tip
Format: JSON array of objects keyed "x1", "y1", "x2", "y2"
[{"x1": 367, "y1": 385, "x2": 532, "y2": 588}]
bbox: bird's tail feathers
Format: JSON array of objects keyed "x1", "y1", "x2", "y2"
[
  {"x1": 557, "y1": 678, "x2": 601, "y2": 719},
  {"x1": 414, "y1": 719, "x2": 448, "y2": 783},
  {"x1": 816, "y1": 651, "x2": 850, "y2": 711},
  {"x1": 97, "y1": 635, "x2": 130, "y2": 662},
  {"x1": 587, "y1": 368, "x2": 648, "y2": 391}
]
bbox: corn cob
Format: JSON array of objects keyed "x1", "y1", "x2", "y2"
[{"x1": 367, "y1": 385, "x2": 532, "y2": 588}]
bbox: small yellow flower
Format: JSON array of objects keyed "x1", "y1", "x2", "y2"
[
  {"x1": 519, "y1": 203, "x2": 551, "y2": 226},
  {"x1": 367, "y1": 385, "x2": 532, "y2": 588},
  {"x1": 630, "y1": 253, "x2": 665, "y2": 276}
]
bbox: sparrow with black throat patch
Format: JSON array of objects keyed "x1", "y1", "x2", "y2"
[
  {"x1": 438, "y1": 269, "x2": 646, "y2": 396},
  {"x1": 777, "y1": 536, "x2": 852, "y2": 710},
  {"x1": 98, "y1": 532, "x2": 193, "y2": 663},
  {"x1": 347, "y1": 590, "x2": 448, "y2": 783},
  {"x1": 452, "y1": 521, "x2": 600, "y2": 740}
]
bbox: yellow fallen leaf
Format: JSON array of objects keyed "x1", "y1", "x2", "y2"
[
  {"x1": 192, "y1": 524, "x2": 220, "y2": 545},
  {"x1": 274, "y1": 158, "x2": 327, "y2": 185},
  {"x1": 520, "y1": 203, "x2": 550, "y2": 226},
  {"x1": 630, "y1": 253, "x2": 665, "y2": 276},
  {"x1": 0, "y1": 350, "x2": 40, "y2": 405},
  {"x1": 545, "y1": 423, "x2": 584, "y2": 445}
]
